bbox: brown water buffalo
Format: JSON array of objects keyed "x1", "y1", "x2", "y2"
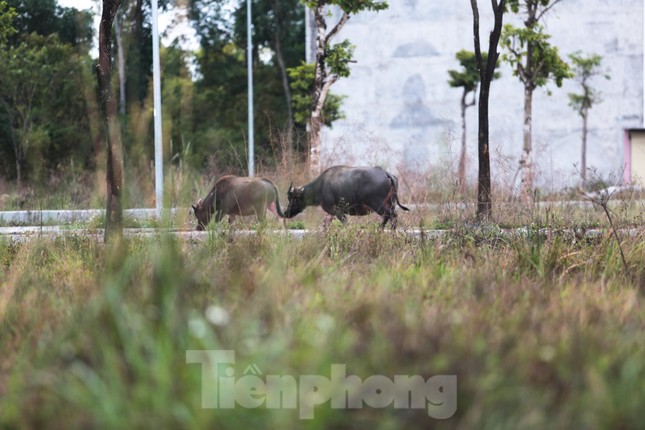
[
  {"x1": 284, "y1": 166, "x2": 409, "y2": 228},
  {"x1": 192, "y1": 175, "x2": 285, "y2": 230}
]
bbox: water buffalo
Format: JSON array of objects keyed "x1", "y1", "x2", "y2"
[
  {"x1": 284, "y1": 166, "x2": 409, "y2": 228},
  {"x1": 192, "y1": 175, "x2": 285, "y2": 230}
]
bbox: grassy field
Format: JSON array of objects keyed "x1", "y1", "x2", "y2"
[{"x1": 0, "y1": 216, "x2": 644, "y2": 429}]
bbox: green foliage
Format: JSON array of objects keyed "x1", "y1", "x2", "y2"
[
  {"x1": 288, "y1": 62, "x2": 345, "y2": 127},
  {"x1": 0, "y1": 1, "x2": 16, "y2": 45},
  {"x1": 501, "y1": 23, "x2": 572, "y2": 89},
  {"x1": 297, "y1": 0, "x2": 388, "y2": 155},
  {"x1": 302, "y1": 0, "x2": 389, "y2": 14},
  {"x1": 233, "y1": 0, "x2": 305, "y2": 66},
  {"x1": 568, "y1": 52, "x2": 609, "y2": 117},
  {"x1": 448, "y1": 50, "x2": 481, "y2": 92},
  {"x1": 1, "y1": 229, "x2": 645, "y2": 427},
  {"x1": 184, "y1": 0, "x2": 307, "y2": 170},
  {"x1": 326, "y1": 39, "x2": 355, "y2": 78},
  {"x1": 506, "y1": 0, "x2": 556, "y2": 14},
  {"x1": 448, "y1": 50, "x2": 499, "y2": 92},
  {"x1": 0, "y1": 33, "x2": 93, "y2": 181},
  {"x1": 0, "y1": 0, "x2": 94, "y2": 183},
  {"x1": 5, "y1": 0, "x2": 93, "y2": 49},
  {"x1": 116, "y1": 0, "x2": 171, "y2": 108}
]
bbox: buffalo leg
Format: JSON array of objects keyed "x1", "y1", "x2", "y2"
[
  {"x1": 255, "y1": 204, "x2": 266, "y2": 223},
  {"x1": 266, "y1": 201, "x2": 278, "y2": 216},
  {"x1": 380, "y1": 214, "x2": 391, "y2": 228},
  {"x1": 215, "y1": 209, "x2": 224, "y2": 223},
  {"x1": 377, "y1": 201, "x2": 396, "y2": 229},
  {"x1": 390, "y1": 212, "x2": 398, "y2": 229},
  {"x1": 380, "y1": 210, "x2": 398, "y2": 229},
  {"x1": 323, "y1": 213, "x2": 335, "y2": 229}
]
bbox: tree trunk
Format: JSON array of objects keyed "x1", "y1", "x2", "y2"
[
  {"x1": 580, "y1": 107, "x2": 588, "y2": 185},
  {"x1": 520, "y1": 84, "x2": 534, "y2": 194},
  {"x1": 471, "y1": 0, "x2": 505, "y2": 221},
  {"x1": 14, "y1": 149, "x2": 21, "y2": 189},
  {"x1": 1, "y1": 101, "x2": 23, "y2": 188},
  {"x1": 477, "y1": 79, "x2": 492, "y2": 220},
  {"x1": 115, "y1": 13, "x2": 126, "y2": 116},
  {"x1": 308, "y1": 115, "x2": 322, "y2": 176},
  {"x1": 4, "y1": 107, "x2": 22, "y2": 189},
  {"x1": 458, "y1": 89, "x2": 468, "y2": 192},
  {"x1": 97, "y1": 0, "x2": 123, "y2": 243},
  {"x1": 308, "y1": 4, "x2": 327, "y2": 177}
]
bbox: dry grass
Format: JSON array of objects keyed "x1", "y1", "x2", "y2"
[
  {"x1": 1, "y1": 150, "x2": 645, "y2": 428},
  {"x1": 0, "y1": 223, "x2": 644, "y2": 429}
]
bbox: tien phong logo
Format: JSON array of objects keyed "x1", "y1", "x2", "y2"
[{"x1": 186, "y1": 350, "x2": 457, "y2": 419}]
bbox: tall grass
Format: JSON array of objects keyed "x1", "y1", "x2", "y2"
[{"x1": 0, "y1": 226, "x2": 644, "y2": 429}]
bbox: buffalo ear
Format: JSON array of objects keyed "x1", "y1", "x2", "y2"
[{"x1": 191, "y1": 204, "x2": 197, "y2": 212}]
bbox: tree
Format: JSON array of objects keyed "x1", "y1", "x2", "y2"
[
  {"x1": 96, "y1": 0, "x2": 123, "y2": 242},
  {"x1": 4, "y1": 0, "x2": 93, "y2": 49},
  {"x1": 470, "y1": 0, "x2": 507, "y2": 221},
  {"x1": 0, "y1": 33, "x2": 90, "y2": 186},
  {"x1": 162, "y1": 42, "x2": 195, "y2": 165},
  {"x1": 0, "y1": 1, "x2": 16, "y2": 44},
  {"x1": 233, "y1": 0, "x2": 305, "y2": 137},
  {"x1": 0, "y1": 1, "x2": 95, "y2": 184},
  {"x1": 448, "y1": 49, "x2": 499, "y2": 192},
  {"x1": 568, "y1": 52, "x2": 608, "y2": 185},
  {"x1": 288, "y1": 63, "x2": 344, "y2": 129},
  {"x1": 117, "y1": 0, "x2": 170, "y2": 110},
  {"x1": 187, "y1": 0, "x2": 307, "y2": 171},
  {"x1": 501, "y1": 0, "x2": 572, "y2": 193},
  {"x1": 302, "y1": 0, "x2": 388, "y2": 176}
]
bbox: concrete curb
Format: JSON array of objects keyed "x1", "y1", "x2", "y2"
[
  {"x1": 0, "y1": 208, "x2": 177, "y2": 225},
  {"x1": 2, "y1": 199, "x2": 644, "y2": 226},
  {"x1": 1, "y1": 227, "x2": 643, "y2": 243}
]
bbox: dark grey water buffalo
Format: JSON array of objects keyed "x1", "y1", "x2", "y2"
[
  {"x1": 192, "y1": 175, "x2": 285, "y2": 230},
  {"x1": 284, "y1": 166, "x2": 409, "y2": 228}
]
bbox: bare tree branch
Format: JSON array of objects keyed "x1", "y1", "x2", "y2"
[
  {"x1": 536, "y1": 0, "x2": 564, "y2": 22},
  {"x1": 325, "y1": 11, "x2": 349, "y2": 46}
]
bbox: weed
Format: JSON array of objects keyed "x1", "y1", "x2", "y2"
[{"x1": 1, "y1": 217, "x2": 644, "y2": 429}]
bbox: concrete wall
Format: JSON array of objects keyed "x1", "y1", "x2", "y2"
[{"x1": 321, "y1": 0, "x2": 644, "y2": 190}]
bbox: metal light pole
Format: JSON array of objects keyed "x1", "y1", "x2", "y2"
[
  {"x1": 305, "y1": 6, "x2": 316, "y2": 63},
  {"x1": 247, "y1": 0, "x2": 255, "y2": 176},
  {"x1": 152, "y1": 0, "x2": 163, "y2": 216}
]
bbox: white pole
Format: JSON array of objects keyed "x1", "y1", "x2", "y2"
[
  {"x1": 247, "y1": 0, "x2": 255, "y2": 177},
  {"x1": 152, "y1": 0, "x2": 163, "y2": 217}
]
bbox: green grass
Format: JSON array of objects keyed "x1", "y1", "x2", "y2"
[{"x1": 0, "y1": 225, "x2": 644, "y2": 429}]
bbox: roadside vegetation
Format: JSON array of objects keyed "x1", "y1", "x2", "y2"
[
  {"x1": 1, "y1": 1, "x2": 643, "y2": 427},
  {"x1": 1, "y1": 222, "x2": 644, "y2": 429}
]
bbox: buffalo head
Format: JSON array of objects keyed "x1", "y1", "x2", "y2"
[
  {"x1": 192, "y1": 199, "x2": 213, "y2": 231},
  {"x1": 284, "y1": 182, "x2": 306, "y2": 218}
]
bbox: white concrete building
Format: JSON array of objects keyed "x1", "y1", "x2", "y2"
[{"x1": 320, "y1": 0, "x2": 645, "y2": 190}]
